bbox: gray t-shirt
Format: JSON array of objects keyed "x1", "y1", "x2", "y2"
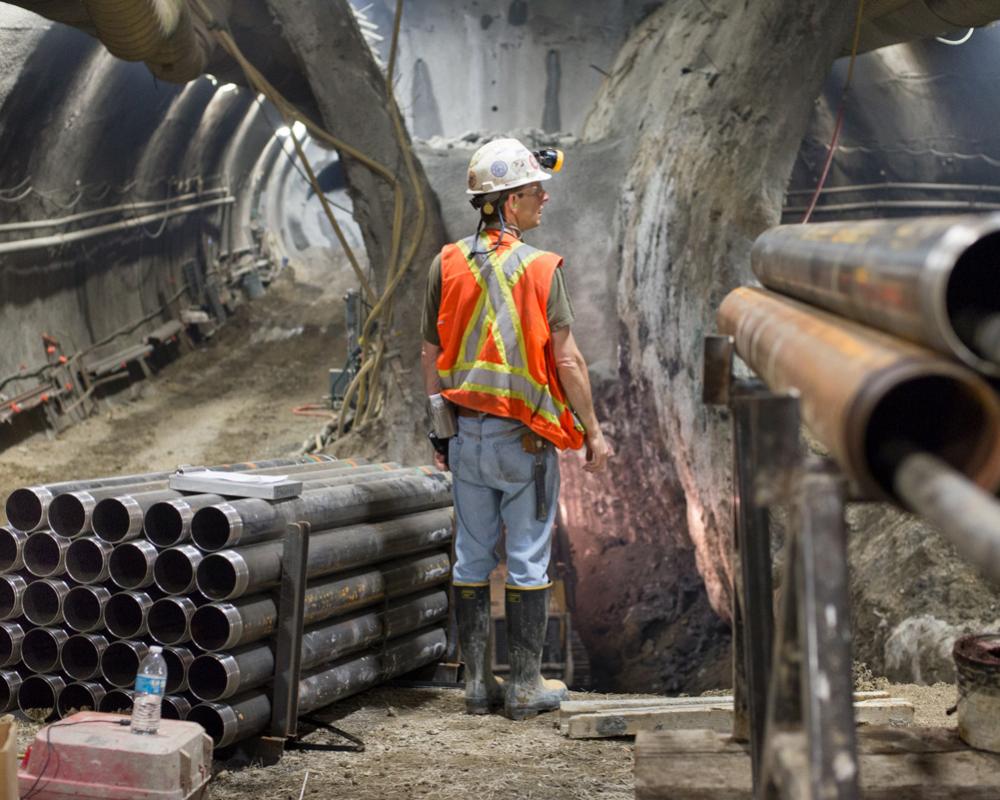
[{"x1": 421, "y1": 253, "x2": 575, "y2": 346}]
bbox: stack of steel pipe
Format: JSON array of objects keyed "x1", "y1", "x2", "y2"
[
  {"x1": 720, "y1": 215, "x2": 1000, "y2": 581},
  {"x1": 0, "y1": 455, "x2": 454, "y2": 745}
]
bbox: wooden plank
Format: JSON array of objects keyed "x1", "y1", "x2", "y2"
[
  {"x1": 634, "y1": 727, "x2": 1000, "y2": 800},
  {"x1": 558, "y1": 690, "x2": 888, "y2": 721},
  {"x1": 565, "y1": 697, "x2": 912, "y2": 738}
]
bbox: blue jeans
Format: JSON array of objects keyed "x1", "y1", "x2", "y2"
[{"x1": 449, "y1": 415, "x2": 560, "y2": 588}]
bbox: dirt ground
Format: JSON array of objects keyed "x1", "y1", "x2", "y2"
[
  {"x1": 0, "y1": 270, "x2": 968, "y2": 799},
  {"x1": 0, "y1": 267, "x2": 347, "y2": 491}
]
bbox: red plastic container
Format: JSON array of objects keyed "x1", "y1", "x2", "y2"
[{"x1": 18, "y1": 711, "x2": 211, "y2": 799}]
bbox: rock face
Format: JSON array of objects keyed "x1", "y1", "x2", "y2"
[{"x1": 579, "y1": 1, "x2": 858, "y2": 627}]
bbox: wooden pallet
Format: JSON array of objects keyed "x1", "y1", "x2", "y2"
[{"x1": 634, "y1": 727, "x2": 1000, "y2": 799}]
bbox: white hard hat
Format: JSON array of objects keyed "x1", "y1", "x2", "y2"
[{"x1": 466, "y1": 138, "x2": 552, "y2": 195}]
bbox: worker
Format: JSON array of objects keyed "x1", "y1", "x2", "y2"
[{"x1": 420, "y1": 137, "x2": 613, "y2": 721}]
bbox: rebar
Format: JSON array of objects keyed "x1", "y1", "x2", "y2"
[{"x1": 196, "y1": 507, "x2": 454, "y2": 600}]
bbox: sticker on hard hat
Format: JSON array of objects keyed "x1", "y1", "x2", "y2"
[
  {"x1": 468, "y1": 171, "x2": 477, "y2": 189},
  {"x1": 528, "y1": 154, "x2": 540, "y2": 170},
  {"x1": 490, "y1": 160, "x2": 508, "y2": 178}
]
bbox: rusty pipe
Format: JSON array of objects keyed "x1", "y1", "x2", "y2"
[
  {"x1": 718, "y1": 287, "x2": 1000, "y2": 500},
  {"x1": 752, "y1": 215, "x2": 1000, "y2": 377}
]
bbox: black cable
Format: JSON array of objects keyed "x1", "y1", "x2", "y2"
[{"x1": 22, "y1": 718, "x2": 129, "y2": 799}]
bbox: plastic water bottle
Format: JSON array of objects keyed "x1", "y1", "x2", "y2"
[{"x1": 131, "y1": 645, "x2": 167, "y2": 735}]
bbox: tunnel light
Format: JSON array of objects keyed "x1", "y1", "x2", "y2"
[
  {"x1": 292, "y1": 121, "x2": 307, "y2": 139},
  {"x1": 257, "y1": 93, "x2": 266, "y2": 103},
  {"x1": 204, "y1": 74, "x2": 219, "y2": 86},
  {"x1": 219, "y1": 83, "x2": 239, "y2": 95},
  {"x1": 276, "y1": 126, "x2": 291, "y2": 138}
]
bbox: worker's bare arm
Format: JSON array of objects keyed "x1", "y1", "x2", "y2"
[
  {"x1": 551, "y1": 327, "x2": 613, "y2": 471},
  {"x1": 421, "y1": 341, "x2": 443, "y2": 396}
]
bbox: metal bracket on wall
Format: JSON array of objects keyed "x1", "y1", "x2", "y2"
[{"x1": 702, "y1": 334, "x2": 861, "y2": 800}]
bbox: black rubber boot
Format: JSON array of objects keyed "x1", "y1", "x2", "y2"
[
  {"x1": 454, "y1": 584, "x2": 504, "y2": 714},
  {"x1": 504, "y1": 586, "x2": 568, "y2": 721}
]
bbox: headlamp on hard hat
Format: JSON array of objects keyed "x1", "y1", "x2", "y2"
[{"x1": 533, "y1": 148, "x2": 564, "y2": 173}]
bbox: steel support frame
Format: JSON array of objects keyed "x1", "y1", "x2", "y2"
[{"x1": 704, "y1": 335, "x2": 860, "y2": 800}]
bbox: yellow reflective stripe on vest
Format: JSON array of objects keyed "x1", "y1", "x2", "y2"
[
  {"x1": 445, "y1": 371, "x2": 562, "y2": 428},
  {"x1": 455, "y1": 237, "x2": 525, "y2": 367}
]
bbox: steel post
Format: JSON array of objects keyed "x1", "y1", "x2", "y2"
[{"x1": 271, "y1": 522, "x2": 309, "y2": 739}]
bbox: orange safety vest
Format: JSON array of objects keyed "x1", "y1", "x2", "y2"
[{"x1": 435, "y1": 229, "x2": 585, "y2": 450}]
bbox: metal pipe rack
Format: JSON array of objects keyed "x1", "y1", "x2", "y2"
[{"x1": 703, "y1": 325, "x2": 1000, "y2": 799}]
